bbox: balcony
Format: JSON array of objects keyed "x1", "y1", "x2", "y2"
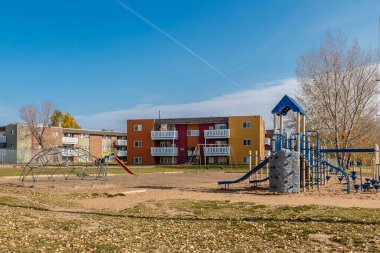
[
  {"x1": 0, "y1": 136, "x2": 6, "y2": 143},
  {"x1": 62, "y1": 149, "x2": 78, "y2": 157},
  {"x1": 204, "y1": 129, "x2": 230, "y2": 139},
  {"x1": 265, "y1": 138, "x2": 271, "y2": 145},
  {"x1": 151, "y1": 147, "x2": 178, "y2": 156},
  {"x1": 115, "y1": 139, "x2": 127, "y2": 146},
  {"x1": 116, "y1": 150, "x2": 128, "y2": 157},
  {"x1": 151, "y1": 131, "x2": 178, "y2": 140},
  {"x1": 204, "y1": 146, "x2": 230, "y2": 156},
  {"x1": 62, "y1": 137, "x2": 78, "y2": 145}
]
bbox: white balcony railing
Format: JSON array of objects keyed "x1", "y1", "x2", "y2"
[
  {"x1": 0, "y1": 136, "x2": 6, "y2": 143},
  {"x1": 116, "y1": 150, "x2": 128, "y2": 157},
  {"x1": 151, "y1": 147, "x2": 178, "y2": 156},
  {"x1": 204, "y1": 129, "x2": 230, "y2": 139},
  {"x1": 204, "y1": 146, "x2": 230, "y2": 156},
  {"x1": 62, "y1": 149, "x2": 78, "y2": 157},
  {"x1": 115, "y1": 139, "x2": 127, "y2": 146},
  {"x1": 151, "y1": 131, "x2": 178, "y2": 140},
  {"x1": 62, "y1": 137, "x2": 78, "y2": 145}
]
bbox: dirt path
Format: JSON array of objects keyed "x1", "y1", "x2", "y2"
[{"x1": 1, "y1": 172, "x2": 379, "y2": 210}]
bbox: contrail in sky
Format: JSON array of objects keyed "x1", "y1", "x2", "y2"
[{"x1": 114, "y1": 0, "x2": 240, "y2": 87}]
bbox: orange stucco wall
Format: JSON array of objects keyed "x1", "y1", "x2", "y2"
[
  {"x1": 186, "y1": 124, "x2": 199, "y2": 148},
  {"x1": 127, "y1": 119, "x2": 155, "y2": 165}
]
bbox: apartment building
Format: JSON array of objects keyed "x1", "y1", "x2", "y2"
[
  {"x1": 127, "y1": 116, "x2": 265, "y2": 165},
  {"x1": 0, "y1": 124, "x2": 127, "y2": 164}
]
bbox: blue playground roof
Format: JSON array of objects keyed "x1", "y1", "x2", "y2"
[{"x1": 271, "y1": 95, "x2": 307, "y2": 116}]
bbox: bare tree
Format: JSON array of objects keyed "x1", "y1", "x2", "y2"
[
  {"x1": 19, "y1": 100, "x2": 54, "y2": 150},
  {"x1": 296, "y1": 32, "x2": 379, "y2": 164}
]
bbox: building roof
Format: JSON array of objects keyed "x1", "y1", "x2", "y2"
[
  {"x1": 271, "y1": 95, "x2": 307, "y2": 116},
  {"x1": 63, "y1": 128, "x2": 126, "y2": 137},
  {"x1": 155, "y1": 117, "x2": 229, "y2": 125}
]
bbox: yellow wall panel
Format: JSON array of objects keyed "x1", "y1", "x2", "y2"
[{"x1": 228, "y1": 116, "x2": 264, "y2": 165}]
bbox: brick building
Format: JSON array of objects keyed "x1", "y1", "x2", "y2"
[{"x1": 0, "y1": 124, "x2": 127, "y2": 164}]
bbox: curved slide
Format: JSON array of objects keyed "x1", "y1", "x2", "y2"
[
  {"x1": 114, "y1": 156, "x2": 136, "y2": 176},
  {"x1": 218, "y1": 157, "x2": 270, "y2": 185}
]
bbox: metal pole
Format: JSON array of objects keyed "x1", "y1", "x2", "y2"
[
  {"x1": 375, "y1": 144, "x2": 379, "y2": 180},
  {"x1": 285, "y1": 133, "x2": 289, "y2": 149},
  {"x1": 255, "y1": 150, "x2": 259, "y2": 180},
  {"x1": 249, "y1": 150, "x2": 252, "y2": 183},
  {"x1": 306, "y1": 136, "x2": 311, "y2": 190},
  {"x1": 302, "y1": 115, "x2": 306, "y2": 192},
  {"x1": 296, "y1": 113, "x2": 301, "y2": 153},
  {"x1": 310, "y1": 144, "x2": 314, "y2": 189}
]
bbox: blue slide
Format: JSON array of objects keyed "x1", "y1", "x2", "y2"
[{"x1": 218, "y1": 157, "x2": 270, "y2": 186}]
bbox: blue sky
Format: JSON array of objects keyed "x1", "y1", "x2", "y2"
[{"x1": 0, "y1": 0, "x2": 379, "y2": 130}]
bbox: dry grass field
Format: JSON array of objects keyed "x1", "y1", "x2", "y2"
[{"x1": 0, "y1": 169, "x2": 378, "y2": 252}]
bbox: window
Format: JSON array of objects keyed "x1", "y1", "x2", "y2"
[
  {"x1": 187, "y1": 130, "x2": 199, "y2": 136},
  {"x1": 80, "y1": 145, "x2": 89, "y2": 151},
  {"x1": 103, "y1": 135, "x2": 111, "y2": 139},
  {"x1": 159, "y1": 157, "x2": 177, "y2": 164},
  {"x1": 218, "y1": 157, "x2": 228, "y2": 165},
  {"x1": 215, "y1": 124, "x2": 227, "y2": 129},
  {"x1": 11, "y1": 130, "x2": 15, "y2": 135},
  {"x1": 134, "y1": 124, "x2": 142, "y2": 131},
  {"x1": 242, "y1": 157, "x2": 249, "y2": 164},
  {"x1": 160, "y1": 141, "x2": 173, "y2": 147},
  {"x1": 53, "y1": 131, "x2": 59, "y2": 137},
  {"x1": 243, "y1": 139, "x2": 251, "y2": 146},
  {"x1": 80, "y1": 134, "x2": 89, "y2": 138},
  {"x1": 208, "y1": 157, "x2": 215, "y2": 164},
  {"x1": 134, "y1": 141, "x2": 142, "y2": 147},
  {"x1": 134, "y1": 157, "x2": 142, "y2": 164},
  {"x1": 242, "y1": 122, "x2": 251, "y2": 128},
  {"x1": 79, "y1": 157, "x2": 89, "y2": 162},
  {"x1": 215, "y1": 140, "x2": 227, "y2": 145}
]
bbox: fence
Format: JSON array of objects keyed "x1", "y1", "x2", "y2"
[
  {"x1": 0, "y1": 149, "x2": 17, "y2": 164},
  {"x1": 0, "y1": 148, "x2": 33, "y2": 164}
]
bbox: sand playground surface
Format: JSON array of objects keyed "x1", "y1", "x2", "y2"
[{"x1": 0, "y1": 171, "x2": 379, "y2": 210}]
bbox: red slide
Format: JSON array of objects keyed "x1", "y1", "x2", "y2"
[{"x1": 114, "y1": 156, "x2": 136, "y2": 176}]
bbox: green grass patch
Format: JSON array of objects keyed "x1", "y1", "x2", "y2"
[{"x1": 0, "y1": 164, "x2": 251, "y2": 178}]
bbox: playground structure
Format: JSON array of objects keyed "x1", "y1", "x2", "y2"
[
  {"x1": 219, "y1": 95, "x2": 380, "y2": 194},
  {"x1": 19, "y1": 146, "x2": 135, "y2": 183},
  {"x1": 187, "y1": 143, "x2": 241, "y2": 169}
]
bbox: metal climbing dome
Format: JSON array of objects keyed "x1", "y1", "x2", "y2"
[{"x1": 19, "y1": 146, "x2": 109, "y2": 183}]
